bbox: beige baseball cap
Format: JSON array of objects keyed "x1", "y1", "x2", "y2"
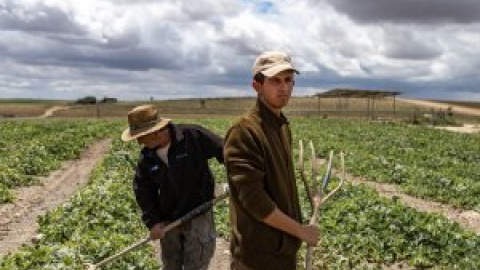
[{"x1": 252, "y1": 51, "x2": 299, "y2": 77}]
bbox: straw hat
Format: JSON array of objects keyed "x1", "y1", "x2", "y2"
[{"x1": 121, "y1": 104, "x2": 171, "y2": 142}]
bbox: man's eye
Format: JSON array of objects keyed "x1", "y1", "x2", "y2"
[{"x1": 271, "y1": 78, "x2": 281, "y2": 84}]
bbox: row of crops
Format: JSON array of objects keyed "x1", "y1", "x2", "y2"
[
  {"x1": 292, "y1": 120, "x2": 480, "y2": 211},
  {"x1": 1, "y1": 118, "x2": 479, "y2": 269},
  {"x1": 0, "y1": 120, "x2": 121, "y2": 203},
  {"x1": 0, "y1": 139, "x2": 160, "y2": 269}
]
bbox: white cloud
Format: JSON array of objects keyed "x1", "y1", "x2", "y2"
[{"x1": 0, "y1": 0, "x2": 479, "y2": 100}]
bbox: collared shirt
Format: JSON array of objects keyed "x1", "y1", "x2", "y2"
[{"x1": 156, "y1": 143, "x2": 170, "y2": 165}]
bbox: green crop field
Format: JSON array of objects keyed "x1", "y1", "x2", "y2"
[
  {"x1": 0, "y1": 118, "x2": 479, "y2": 269},
  {"x1": 0, "y1": 119, "x2": 121, "y2": 203}
]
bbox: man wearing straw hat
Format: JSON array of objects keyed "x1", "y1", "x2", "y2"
[{"x1": 122, "y1": 104, "x2": 224, "y2": 270}]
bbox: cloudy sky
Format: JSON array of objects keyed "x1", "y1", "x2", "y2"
[{"x1": 1, "y1": 0, "x2": 480, "y2": 101}]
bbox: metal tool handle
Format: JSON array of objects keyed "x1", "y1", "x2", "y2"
[{"x1": 86, "y1": 188, "x2": 229, "y2": 270}]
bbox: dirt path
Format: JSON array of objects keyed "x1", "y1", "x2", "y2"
[
  {"x1": 208, "y1": 237, "x2": 230, "y2": 270},
  {"x1": 39, "y1": 106, "x2": 70, "y2": 118},
  {"x1": 434, "y1": 123, "x2": 480, "y2": 133},
  {"x1": 0, "y1": 139, "x2": 111, "y2": 256}
]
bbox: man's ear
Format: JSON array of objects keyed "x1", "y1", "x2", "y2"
[{"x1": 252, "y1": 80, "x2": 261, "y2": 94}]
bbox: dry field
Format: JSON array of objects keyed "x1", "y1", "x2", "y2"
[
  {"x1": 1, "y1": 96, "x2": 480, "y2": 123},
  {"x1": 430, "y1": 100, "x2": 480, "y2": 110},
  {"x1": 0, "y1": 104, "x2": 55, "y2": 118}
]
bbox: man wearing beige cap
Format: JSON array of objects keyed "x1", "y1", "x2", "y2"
[
  {"x1": 122, "y1": 104, "x2": 224, "y2": 270},
  {"x1": 224, "y1": 51, "x2": 319, "y2": 270}
]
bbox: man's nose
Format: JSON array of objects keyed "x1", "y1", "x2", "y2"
[{"x1": 278, "y1": 80, "x2": 292, "y2": 90}]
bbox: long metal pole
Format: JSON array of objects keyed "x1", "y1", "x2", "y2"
[{"x1": 85, "y1": 189, "x2": 229, "y2": 270}]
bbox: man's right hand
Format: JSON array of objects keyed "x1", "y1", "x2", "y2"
[
  {"x1": 263, "y1": 207, "x2": 320, "y2": 246},
  {"x1": 150, "y1": 223, "x2": 166, "y2": 240},
  {"x1": 299, "y1": 224, "x2": 319, "y2": 246}
]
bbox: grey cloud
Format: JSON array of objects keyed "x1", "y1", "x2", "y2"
[
  {"x1": 99, "y1": 27, "x2": 142, "y2": 49},
  {"x1": 382, "y1": 30, "x2": 442, "y2": 60},
  {"x1": 327, "y1": 0, "x2": 480, "y2": 24},
  {"x1": 102, "y1": 0, "x2": 239, "y2": 23},
  {"x1": 181, "y1": 1, "x2": 238, "y2": 21},
  {"x1": 1, "y1": 0, "x2": 479, "y2": 101},
  {"x1": 403, "y1": 78, "x2": 480, "y2": 100},
  {"x1": 0, "y1": 0, "x2": 244, "y2": 77},
  {"x1": 2, "y1": 21, "x2": 210, "y2": 72},
  {"x1": 217, "y1": 36, "x2": 260, "y2": 57},
  {"x1": 384, "y1": 44, "x2": 442, "y2": 60},
  {"x1": 15, "y1": 45, "x2": 185, "y2": 71},
  {"x1": 52, "y1": 24, "x2": 141, "y2": 49},
  {"x1": 104, "y1": 0, "x2": 159, "y2": 3},
  {"x1": 44, "y1": 34, "x2": 112, "y2": 48},
  {"x1": 0, "y1": 1, "x2": 144, "y2": 50},
  {"x1": 0, "y1": 0, "x2": 85, "y2": 35},
  {"x1": 80, "y1": 49, "x2": 183, "y2": 71},
  {"x1": 299, "y1": 67, "x2": 480, "y2": 100},
  {"x1": 33, "y1": 29, "x2": 141, "y2": 50}
]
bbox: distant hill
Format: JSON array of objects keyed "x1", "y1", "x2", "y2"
[{"x1": 0, "y1": 98, "x2": 69, "y2": 104}]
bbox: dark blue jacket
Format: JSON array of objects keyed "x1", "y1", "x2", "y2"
[{"x1": 133, "y1": 123, "x2": 224, "y2": 229}]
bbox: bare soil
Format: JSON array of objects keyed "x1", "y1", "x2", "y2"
[
  {"x1": 39, "y1": 106, "x2": 70, "y2": 118},
  {"x1": 399, "y1": 98, "x2": 480, "y2": 117},
  {"x1": 209, "y1": 237, "x2": 231, "y2": 269},
  {"x1": 434, "y1": 123, "x2": 480, "y2": 133},
  {"x1": 0, "y1": 139, "x2": 111, "y2": 256}
]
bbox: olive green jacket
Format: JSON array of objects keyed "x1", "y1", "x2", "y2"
[{"x1": 225, "y1": 99, "x2": 302, "y2": 270}]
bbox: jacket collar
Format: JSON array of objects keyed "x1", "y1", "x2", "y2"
[
  {"x1": 255, "y1": 98, "x2": 289, "y2": 128},
  {"x1": 141, "y1": 123, "x2": 184, "y2": 158},
  {"x1": 169, "y1": 123, "x2": 184, "y2": 143}
]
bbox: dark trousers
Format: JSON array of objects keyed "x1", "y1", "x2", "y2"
[
  {"x1": 160, "y1": 209, "x2": 216, "y2": 270},
  {"x1": 231, "y1": 259, "x2": 254, "y2": 270}
]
